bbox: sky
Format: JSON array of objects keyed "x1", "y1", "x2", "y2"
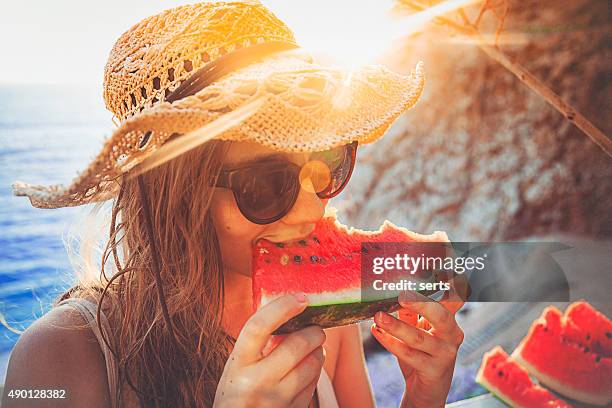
[{"x1": 0, "y1": 0, "x2": 407, "y2": 86}]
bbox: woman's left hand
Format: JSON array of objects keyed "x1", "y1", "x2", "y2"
[{"x1": 371, "y1": 288, "x2": 465, "y2": 408}]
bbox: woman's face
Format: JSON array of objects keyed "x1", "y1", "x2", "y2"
[{"x1": 211, "y1": 141, "x2": 329, "y2": 277}]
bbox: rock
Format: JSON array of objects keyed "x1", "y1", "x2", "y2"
[{"x1": 337, "y1": 0, "x2": 612, "y2": 241}]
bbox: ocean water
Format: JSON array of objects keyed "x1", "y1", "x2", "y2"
[{"x1": 0, "y1": 84, "x2": 111, "y2": 360}]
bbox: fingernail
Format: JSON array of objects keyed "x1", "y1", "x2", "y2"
[
  {"x1": 375, "y1": 311, "x2": 384, "y2": 324},
  {"x1": 294, "y1": 292, "x2": 307, "y2": 303}
]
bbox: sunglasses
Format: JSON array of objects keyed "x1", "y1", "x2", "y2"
[{"x1": 215, "y1": 141, "x2": 357, "y2": 224}]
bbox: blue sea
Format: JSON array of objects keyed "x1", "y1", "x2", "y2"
[{"x1": 0, "y1": 84, "x2": 112, "y2": 378}]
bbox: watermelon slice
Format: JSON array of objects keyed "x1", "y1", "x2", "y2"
[
  {"x1": 512, "y1": 302, "x2": 612, "y2": 406},
  {"x1": 476, "y1": 346, "x2": 573, "y2": 408},
  {"x1": 252, "y1": 207, "x2": 449, "y2": 334},
  {"x1": 563, "y1": 301, "x2": 612, "y2": 357}
]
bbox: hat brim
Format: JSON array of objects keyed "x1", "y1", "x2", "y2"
[{"x1": 13, "y1": 54, "x2": 425, "y2": 209}]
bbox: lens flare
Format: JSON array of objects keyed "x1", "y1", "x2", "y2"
[
  {"x1": 263, "y1": 0, "x2": 480, "y2": 66},
  {"x1": 299, "y1": 160, "x2": 332, "y2": 194}
]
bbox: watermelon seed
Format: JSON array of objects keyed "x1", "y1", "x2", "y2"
[
  {"x1": 310, "y1": 255, "x2": 319, "y2": 263},
  {"x1": 265, "y1": 259, "x2": 271, "y2": 264},
  {"x1": 313, "y1": 236, "x2": 320, "y2": 243},
  {"x1": 586, "y1": 333, "x2": 591, "y2": 341},
  {"x1": 259, "y1": 247, "x2": 269, "y2": 254},
  {"x1": 280, "y1": 254, "x2": 289, "y2": 265},
  {"x1": 595, "y1": 355, "x2": 601, "y2": 363},
  {"x1": 320, "y1": 257, "x2": 326, "y2": 264},
  {"x1": 298, "y1": 240, "x2": 307, "y2": 246},
  {"x1": 497, "y1": 370, "x2": 503, "y2": 377},
  {"x1": 275, "y1": 242, "x2": 285, "y2": 248},
  {"x1": 294, "y1": 255, "x2": 302, "y2": 264},
  {"x1": 606, "y1": 332, "x2": 612, "y2": 339},
  {"x1": 332, "y1": 256, "x2": 337, "y2": 262},
  {"x1": 584, "y1": 347, "x2": 590, "y2": 353}
]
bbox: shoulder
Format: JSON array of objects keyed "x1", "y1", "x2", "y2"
[
  {"x1": 321, "y1": 323, "x2": 362, "y2": 381},
  {"x1": 2, "y1": 302, "x2": 112, "y2": 407}
]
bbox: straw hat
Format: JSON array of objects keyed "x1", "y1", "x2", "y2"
[{"x1": 12, "y1": 1, "x2": 425, "y2": 209}]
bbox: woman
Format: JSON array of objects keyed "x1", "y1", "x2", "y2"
[{"x1": 5, "y1": 2, "x2": 464, "y2": 407}]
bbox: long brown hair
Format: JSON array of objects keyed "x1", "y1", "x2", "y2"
[{"x1": 57, "y1": 139, "x2": 233, "y2": 407}]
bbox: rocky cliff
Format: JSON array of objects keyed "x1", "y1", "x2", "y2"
[{"x1": 337, "y1": 0, "x2": 611, "y2": 240}]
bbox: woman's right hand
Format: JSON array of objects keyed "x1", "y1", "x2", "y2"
[{"x1": 213, "y1": 293, "x2": 326, "y2": 408}]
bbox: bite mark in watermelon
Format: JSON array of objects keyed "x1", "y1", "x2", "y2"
[
  {"x1": 252, "y1": 208, "x2": 449, "y2": 334},
  {"x1": 512, "y1": 302, "x2": 612, "y2": 406},
  {"x1": 476, "y1": 346, "x2": 573, "y2": 408}
]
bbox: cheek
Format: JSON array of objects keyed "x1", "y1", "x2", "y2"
[{"x1": 211, "y1": 190, "x2": 265, "y2": 275}]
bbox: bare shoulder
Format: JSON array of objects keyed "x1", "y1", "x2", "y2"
[
  {"x1": 1, "y1": 302, "x2": 111, "y2": 407},
  {"x1": 322, "y1": 323, "x2": 362, "y2": 381}
]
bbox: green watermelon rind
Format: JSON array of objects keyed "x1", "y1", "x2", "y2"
[
  {"x1": 259, "y1": 275, "x2": 437, "y2": 308},
  {"x1": 273, "y1": 296, "x2": 402, "y2": 335},
  {"x1": 475, "y1": 348, "x2": 526, "y2": 408},
  {"x1": 475, "y1": 377, "x2": 523, "y2": 408}
]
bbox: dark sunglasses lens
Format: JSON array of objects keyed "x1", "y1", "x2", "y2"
[{"x1": 234, "y1": 167, "x2": 298, "y2": 223}]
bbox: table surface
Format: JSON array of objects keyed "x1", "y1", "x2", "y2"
[
  {"x1": 446, "y1": 394, "x2": 506, "y2": 407},
  {"x1": 446, "y1": 393, "x2": 610, "y2": 408}
]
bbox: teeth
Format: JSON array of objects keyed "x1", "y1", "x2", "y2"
[{"x1": 280, "y1": 254, "x2": 289, "y2": 265}]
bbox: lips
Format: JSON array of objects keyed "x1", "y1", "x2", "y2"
[
  {"x1": 253, "y1": 228, "x2": 314, "y2": 246},
  {"x1": 254, "y1": 226, "x2": 316, "y2": 247},
  {"x1": 254, "y1": 235, "x2": 307, "y2": 247}
]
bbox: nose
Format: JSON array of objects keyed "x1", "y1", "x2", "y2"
[{"x1": 281, "y1": 177, "x2": 327, "y2": 226}]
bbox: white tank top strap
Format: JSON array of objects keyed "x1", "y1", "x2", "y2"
[
  {"x1": 57, "y1": 297, "x2": 120, "y2": 408},
  {"x1": 316, "y1": 367, "x2": 340, "y2": 408}
]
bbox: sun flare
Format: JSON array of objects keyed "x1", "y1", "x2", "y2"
[{"x1": 263, "y1": 0, "x2": 480, "y2": 66}]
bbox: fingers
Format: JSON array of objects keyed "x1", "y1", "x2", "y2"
[
  {"x1": 261, "y1": 326, "x2": 326, "y2": 379},
  {"x1": 399, "y1": 291, "x2": 463, "y2": 346},
  {"x1": 289, "y1": 375, "x2": 320, "y2": 408},
  {"x1": 280, "y1": 346, "x2": 324, "y2": 394},
  {"x1": 440, "y1": 274, "x2": 469, "y2": 314},
  {"x1": 374, "y1": 312, "x2": 443, "y2": 356},
  {"x1": 261, "y1": 334, "x2": 288, "y2": 358},
  {"x1": 370, "y1": 324, "x2": 437, "y2": 376},
  {"x1": 233, "y1": 294, "x2": 309, "y2": 365},
  {"x1": 398, "y1": 308, "x2": 418, "y2": 326}
]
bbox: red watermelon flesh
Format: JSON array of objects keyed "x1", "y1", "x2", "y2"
[
  {"x1": 476, "y1": 346, "x2": 573, "y2": 408},
  {"x1": 563, "y1": 301, "x2": 612, "y2": 357},
  {"x1": 512, "y1": 303, "x2": 612, "y2": 406},
  {"x1": 252, "y1": 208, "x2": 449, "y2": 334}
]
